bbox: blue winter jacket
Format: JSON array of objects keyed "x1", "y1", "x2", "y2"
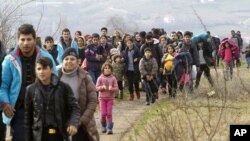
[
  {"x1": 57, "y1": 39, "x2": 79, "y2": 64},
  {"x1": 0, "y1": 46, "x2": 58, "y2": 125}
]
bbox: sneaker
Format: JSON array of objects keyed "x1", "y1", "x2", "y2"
[
  {"x1": 107, "y1": 130, "x2": 113, "y2": 135},
  {"x1": 151, "y1": 97, "x2": 156, "y2": 104},
  {"x1": 207, "y1": 90, "x2": 215, "y2": 97},
  {"x1": 154, "y1": 93, "x2": 159, "y2": 99},
  {"x1": 102, "y1": 128, "x2": 107, "y2": 133},
  {"x1": 136, "y1": 92, "x2": 141, "y2": 99},
  {"x1": 146, "y1": 102, "x2": 150, "y2": 105}
]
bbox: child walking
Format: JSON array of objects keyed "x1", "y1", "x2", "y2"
[
  {"x1": 162, "y1": 44, "x2": 177, "y2": 98},
  {"x1": 195, "y1": 38, "x2": 214, "y2": 88},
  {"x1": 112, "y1": 55, "x2": 125, "y2": 99},
  {"x1": 139, "y1": 48, "x2": 158, "y2": 105},
  {"x1": 96, "y1": 63, "x2": 118, "y2": 134},
  {"x1": 218, "y1": 38, "x2": 240, "y2": 81}
]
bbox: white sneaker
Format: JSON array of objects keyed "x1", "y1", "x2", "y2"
[{"x1": 207, "y1": 90, "x2": 215, "y2": 97}]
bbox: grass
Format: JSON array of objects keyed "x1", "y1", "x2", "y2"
[{"x1": 122, "y1": 66, "x2": 250, "y2": 141}]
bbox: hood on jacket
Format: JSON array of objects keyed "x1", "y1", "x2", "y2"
[{"x1": 220, "y1": 38, "x2": 237, "y2": 49}]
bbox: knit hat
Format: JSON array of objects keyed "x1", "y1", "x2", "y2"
[
  {"x1": 144, "y1": 48, "x2": 152, "y2": 53},
  {"x1": 62, "y1": 48, "x2": 78, "y2": 60},
  {"x1": 145, "y1": 33, "x2": 153, "y2": 39},
  {"x1": 113, "y1": 54, "x2": 122, "y2": 62}
]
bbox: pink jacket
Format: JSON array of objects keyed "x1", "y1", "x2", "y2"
[
  {"x1": 96, "y1": 74, "x2": 118, "y2": 99},
  {"x1": 218, "y1": 38, "x2": 240, "y2": 60}
]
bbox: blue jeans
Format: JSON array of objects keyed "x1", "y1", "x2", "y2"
[
  {"x1": 88, "y1": 70, "x2": 101, "y2": 84},
  {"x1": 11, "y1": 108, "x2": 24, "y2": 141},
  {"x1": 246, "y1": 57, "x2": 250, "y2": 67}
]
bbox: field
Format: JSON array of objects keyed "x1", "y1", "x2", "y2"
[{"x1": 122, "y1": 66, "x2": 250, "y2": 141}]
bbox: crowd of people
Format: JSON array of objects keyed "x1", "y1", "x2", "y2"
[{"x1": 0, "y1": 23, "x2": 249, "y2": 141}]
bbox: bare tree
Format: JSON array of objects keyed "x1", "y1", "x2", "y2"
[
  {"x1": 106, "y1": 15, "x2": 138, "y2": 35},
  {"x1": 0, "y1": 0, "x2": 36, "y2": 52}
]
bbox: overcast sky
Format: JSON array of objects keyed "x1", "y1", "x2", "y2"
[{"x1": 17, "y1": 0, "x2": 250, "y2": 42}]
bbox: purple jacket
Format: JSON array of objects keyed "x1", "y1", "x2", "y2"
[{"x1": 85, "y1": 44, "x2": 107, "y2": 71}]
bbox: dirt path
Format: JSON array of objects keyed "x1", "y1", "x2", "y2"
[{"x1": 95, "y1": 92, "x2": 166, "y2": 141}]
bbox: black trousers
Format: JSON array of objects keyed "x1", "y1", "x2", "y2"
[
  {"x1": 142, "y1": 79, "x2": 158, "y2": 102},
  {"x1": 72, "y1": 126, "x2": 94, "y2": 141},
  {"x1": 0, "y1": 111, "x2": 6, "y2": 141},
  {"x1": 42, "y1": 127, "x2": 63, "y2": 141},
  {"x1": 166, "y1": 74, "x2": 177, "y2": 97},
  {"x1": 117, "y1": 81, "x2": 123, "y2": 91},
  {"x1": 126, "y1": 70, "x2": 140, "y2": 94},
  {"x1": 195, "y1": 64, "x2": 213, "y2": 88}
]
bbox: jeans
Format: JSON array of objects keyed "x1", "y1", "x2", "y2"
[
  {"x1": 126, "y1": 70, "x2": 140, "y2": 94},
  {"x1": 11, "y1": 108, "x2": 24, "y2": 141},
  {"x1": 195, "y1": 64, "x2": 213, "y2": 88},
  {"x1": 142, "y1": 79, "x2": 158, "y2": 103},
  {"x1": 246, "y1": 57, "x2": 250, "y2": 67},
  {"x1": 99, "y1": 99, "x2": 113, "y2": 123},
  {"x1": 88, "y1": 70, "x2": 101, "y2": 84},
  {"x1": 166, "y1": 74, "x2": 177, "y2": 97},
  {"x1": 223, "y1": 61, "x2": 233, "y2": 81},
  {"x1": 0, "y1": 111, "x2": 6, "y2": 141}
]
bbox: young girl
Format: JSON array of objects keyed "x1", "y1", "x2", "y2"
[
  {"x1": 162, "y1": 44, "x2": 177, "y2": 98},
  {"x1": 77, "y1": 36, "x2": 86, "y2": 65},
  {"x1": 112, "y1": 55, "x2": 125, "y2": 99},
  {"x1": 218, "y1": 38, "x2": 240, "y2": 81},
  {"x1": 96, "y1": 63, "x2": 118, "y2": 135}
]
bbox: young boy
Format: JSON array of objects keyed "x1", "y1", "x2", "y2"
[
  {"x1": 24, "y1": 57, "x2": 80, "y2": 141},
  {"x1": 85, "y1": 33, "x2": 107, "y2": 84},
  {"x1": 139, "y1": 48, "x2": 158, "y2": 105},
  {"x1": 195, "y1": 38, "x2": 214, "y2": 88},
  {"x1": 44, "y1": 36, "x2": 59, "y2": 65}
]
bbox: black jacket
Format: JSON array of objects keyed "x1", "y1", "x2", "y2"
[
  {"x1": 181, "y1": 42, "x2": 200, "y2": 67},
  {"x1": 48, "y1": 45, "x2": 59, "y2": 65},
  {"x1": 122, "y1": 46, "x2": 141, "y2": 73},
  {"x1": 197, "y1": 42, "x2": 214, "y2": 66},
  {"x1": 24, "y1": 75, "x2": 80, "y2": 141}
]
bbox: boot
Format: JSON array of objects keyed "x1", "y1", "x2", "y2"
[
  {"x1": 107, "y1": 122, "x2": 114, "y2": 135},
  {"x1": 128, "y1": 93, "x2": 134, "y2": 101},
  {"x1": 151, "y1": 96, "x2": 156, "y2": 104},
  {"x1": 154, "y1": 92, "x2": 159, "y2": 99},
  {"x1": 119, "y1": 90, "x2": 123, "y2": 99},
  {"x1": 101, "y1": 122, "x2": 107, "y2": 133},
  {"x1": 136, "y1": 91, "x2": 140, "y2": 99},
  {"x1": 115, "y1": 92, "x2": 118, "y2": 98}
]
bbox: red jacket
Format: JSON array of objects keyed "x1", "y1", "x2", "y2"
[{"x1": 218, "y1": 38, "x2": 240, "y2": 60}]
